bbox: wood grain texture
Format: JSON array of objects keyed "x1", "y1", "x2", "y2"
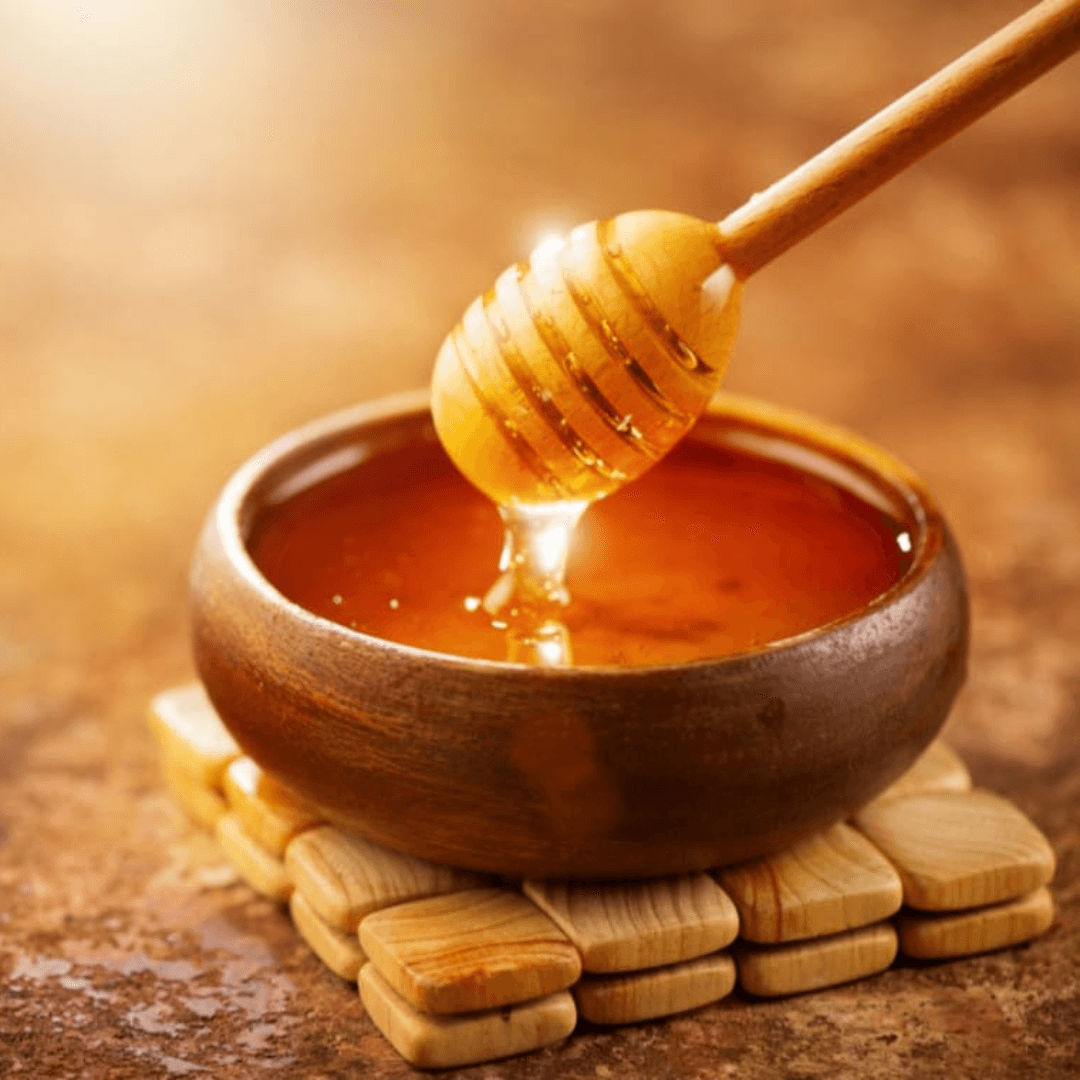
[
  {"x1": 854, "y1": 790, "x2": 1056, "y2": 910},
  {"x1": 897, "y1": 886, "x2": 1055, "y2": 959},
  {"x1": 215, "y1": 812, "x2": 293, "y2": 903},
  {"x1": 223, "y1": 757, "x2": 323, "y2": 857},
  {"x1": 863, "y1": 740, "x2": 971, "y2": 807},
  {"x1": 147, "y1": 683, "x2": 239, "y2": 788},
  {"x1": 284, "y1": 825, "x2": 486, "y2": 933},
  {"x1": 359, "y1": 964, "x2": 576, "y2": 1070},
  {"x1": 289, "y1": 891, "x2": 365, "y2": 981},
  {"x1": 735, "y1": 922, "x2": 898, "y2": 998},
  {"x1": 574, "y1": 952, "x2": 736, "y2": 1025},
  {"x1": 359, "y1": 889, "x2": 583, "y2": 1015},
  {"x1": 523, "y1": 874, "x2": 739, "y2": 973},
  {"x1": 160, "y1": 756, "x2": 229, "y2": 831},
  {"x1": 716, "y1": 823, "x2": 902, "y2": 943}
]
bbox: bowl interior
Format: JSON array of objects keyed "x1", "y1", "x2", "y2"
[{"x1": 232, "y1": 391, "x2": 930, "y2": 669}]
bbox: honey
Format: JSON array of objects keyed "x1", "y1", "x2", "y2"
[
  {"x1": 430, "y1": 213, "x2": 741, "y2": 509},
  {"x1": 248, "y1": 430, "x2": 912, "y2": 668}
]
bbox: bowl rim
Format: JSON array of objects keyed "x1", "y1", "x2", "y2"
[{"x1": 206, "y1": 388, "x2": 946, "y2": 678}]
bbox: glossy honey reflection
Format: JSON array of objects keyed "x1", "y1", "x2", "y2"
[
  {"x1": 430, "y1": 211, "x2": 742, "y2": 509},
  {"x1": 248, "y1": 433, "x2": 912, "y2": 668}
]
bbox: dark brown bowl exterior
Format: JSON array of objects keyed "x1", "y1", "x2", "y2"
[{"x1": 190, "y1": 390, "x2": 968, "y2": 879}]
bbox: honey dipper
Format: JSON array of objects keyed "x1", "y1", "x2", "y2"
[{"x1": 431, "y1": 0, "x2": 1080, "y2": 511}]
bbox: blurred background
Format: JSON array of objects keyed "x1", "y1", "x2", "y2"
[{"x1": 0, "y1": 1, "x2": 1077, "y2": 1074}]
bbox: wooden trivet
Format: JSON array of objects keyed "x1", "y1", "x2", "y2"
[
  {"x1": 523, "y1": 874, "x2": 739, "y2": 972},
  {"x1": 148, "y1": 683, "x2": 1058, "y2": 1069},
  {"x1": 574, "y1": 951, "x2": 737, "y2": 1025},
  {"x1": 289, "y1": 890, "x2": 365, "y2": 981},
  {"x1": 285, "y1": 825, "x2": 487, "y2": 932},
  {"x1": 359, "y1": 965, "x2": 577, "y2": 1070},
  {"x1": 716, "y1": 823, "x2": 902, "y2": 943},
  {"x1": 360, "y1": 888, "x2": 582, "y2": 1015},
  {"x1": 733, "y1": 921, "x2": 898, "y2": 998},
  {"x1": 215, "y1": 811, "x2": 293, "y2": 904},
  {"x1": 222, "y1": 756, "x2": 323, "y2": 856},
  {"x1": 854, "y1": 789, "x2": 1056, "y2": 909}
]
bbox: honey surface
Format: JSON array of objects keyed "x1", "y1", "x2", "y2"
[{"x1": 249, "y1": 435, "x2": 910, "y2": 667}]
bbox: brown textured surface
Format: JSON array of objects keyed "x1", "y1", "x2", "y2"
[{"x1": 1, "y1": 2, "x2": 1078, "y2": 1077}]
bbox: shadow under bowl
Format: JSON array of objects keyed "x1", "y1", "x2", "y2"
[{"x1": 190, "y1": 390, "x2": 968, "y2": 879}]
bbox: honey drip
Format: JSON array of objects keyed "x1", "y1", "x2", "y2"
[{"x1": 480, "y1": 501, "x2": 588, "y2": 666}]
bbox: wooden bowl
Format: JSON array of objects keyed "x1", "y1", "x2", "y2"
[{"x1": 190, "y1": 390, "x2": 968, "y2": 879}]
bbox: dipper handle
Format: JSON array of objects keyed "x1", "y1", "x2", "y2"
[{"x1": 718, "y1": 0, "x2": 1080, "y2": 276}]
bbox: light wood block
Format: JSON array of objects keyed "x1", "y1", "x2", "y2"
[
  {"x1": 223, "y1": 756, "x2": 322, "y2": 857},
  {"x1": 574, "y1": 951, "x2": 736, "y2": 1025},
  {"x1": 897, "y1": 886, "x2": 1054, "y2": 960},
  {"x1": 359, "y1": 888, "x2": 582, "y2": 1015},
  {"x1": 523, "y1": 874, "x2": 739, "y2": 973},
  {"x1": 854, "y1": 790, "x2": 1055, "y2": 911},
  {"x1": 160, "y1": 756, "x2": 228, "y2": 830},
  {"x1": 284, "y1": 825, "x2": 486, "y2": 933},
  {"x1": 863, "y1": 740, "x2": 972, "y2": 807},
  {"x1": 290, "y1": 890, "x2": 365, "y2": 981},
  {"x1": 735, "y1": 922, "x2": 898, "y2": 998},
  {"x1": 359, "y1": 964, "x2": 576, "y2": 1070},
  {"x1": 716, "y1": 823, "x2": 902, "y2": 943},
  {"x1": 148, "y1": 682, "x2": 239, "y2": 788},
  {"x1": 215, "y1": 811, "x2": 293, "y2": 903}
]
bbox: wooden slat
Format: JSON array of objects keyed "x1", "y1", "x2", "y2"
[
  {"x1": 147, "y1": 683, "x2": 239, "y2": 788},
  {"x1": 523, "y1": 874, "x2": 739, "y2": 973},
  {"x1": 735, "y1": 922, "x2": 898, "y2": 998},
  {"x1": 574, "y1": 952, "x2": 735, "y2": 1025},
  {"x1": 215, "y1": 811, "x2": 292, "y2": 903},
  {"x1": 359, "y1": 964, "x2": 576, "y2": 1070},
  {"x1": 897, "y1": 886, "x2": 1054, "y2": 959},
  {"x1": 716, "y1": 823, "x2": 902, "y2": 943},
  {"x1": 861, "y1": 740, "x2": 971, "y2": 808},
  {"x1": 854, "y1": 790, "x2": 1056, "y2": 910},
  {"x1": 160, "y1": 756, "x2": 229, "y2": 830},
  {"x1": 359, "y1": 888, "x2": 582, "y2": 1015},
  {"x1": 223, "y1": 756, "x2": 322, "y2": 857},
  {"x1": 284, "y1": 825, "x2": 486, "y2": 932},
  {"x1": 290, "y1": 890, "x2": 365, "y2": 981}
]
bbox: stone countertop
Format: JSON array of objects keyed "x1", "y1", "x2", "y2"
[{"x1": 1, "y1": 2, "x2": 1077, "y2": 1077}]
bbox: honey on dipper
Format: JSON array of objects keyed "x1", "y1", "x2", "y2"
[{"x1": 430, "y1": 214, "x2": 741, "y2": 509}]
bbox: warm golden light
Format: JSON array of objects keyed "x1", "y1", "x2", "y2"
[{"x1": 529, "y1": 233, "x2": 568, "y2": 265}]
